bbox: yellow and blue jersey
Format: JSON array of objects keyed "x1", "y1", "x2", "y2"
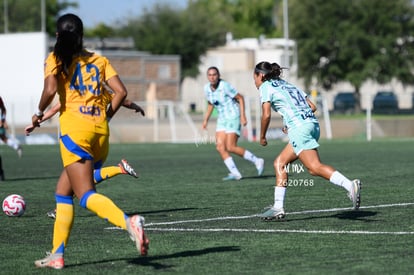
[{"x1": 44, "y1": 51, "x2": 118, "y2": 136}]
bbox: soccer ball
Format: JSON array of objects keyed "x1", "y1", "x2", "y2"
[{"x1": 2, "y1": 194, "x2": 26, "y2": 217}]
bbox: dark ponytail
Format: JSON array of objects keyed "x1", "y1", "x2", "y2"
[
  {"x1": 254, "y1": 61, "x2": 285, "y2": 81},
  {"x1": 53, "y1": 14, "x2": 84, "y2": 76}
]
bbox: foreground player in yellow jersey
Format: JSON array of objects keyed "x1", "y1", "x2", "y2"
[
  {"x1": 25, "y1": 85, "x2": 145, "y2": 182},
  {"x1": 25, "y1": 90, "x2": 145, "y2": 218},
  {"x1": 32, "y1": 14, "x2": 148, "y2": 269}
]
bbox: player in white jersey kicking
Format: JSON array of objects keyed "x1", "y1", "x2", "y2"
[
  {"x1": 253, "y1": 61, "x2": 361, "y2": 220},
  {"x1": 202, "y1": 66, "x2": 264, "y2": 181}
]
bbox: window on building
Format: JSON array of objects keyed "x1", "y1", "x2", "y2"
[{"x1": 158, "y1": 65, "x2": 171, "y2": 79}]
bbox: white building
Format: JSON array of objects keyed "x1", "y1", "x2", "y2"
[
  {"x1": 0, "y1": 32, "x2": 48, "y2": 126},
  {"x1": 181, "y1": 36, "x2": 298, "y2": 114}
]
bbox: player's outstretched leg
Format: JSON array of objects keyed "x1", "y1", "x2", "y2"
[
  {"x1": 34, "y1": 252, "x2": 64, "y2": 269},
  {"x1": 46, "y1": 159, "x2": 139, "y2": 219},
  {"x1": 119, "y1": 159, "x2": 138, "y2": 178},
  {"x1": 80, "y1": 191, "x2": 149, "y2": 256},
  {"x1": 127, "y1": 215, "x2": 150, "y2": 256}
]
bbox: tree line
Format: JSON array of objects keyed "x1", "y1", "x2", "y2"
[{"x1": 2, "y1": 0, "x2": 414, "y2": 107}]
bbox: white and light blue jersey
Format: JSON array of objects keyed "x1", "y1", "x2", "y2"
[
  {"x1": 259, "y1": 79, "x2": 318, "y2": 129},
  {"x1": 204, "y1": 80, "x2": 240, "y2": 119}
]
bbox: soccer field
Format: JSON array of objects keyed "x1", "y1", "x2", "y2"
[{"x1": 0, "y1": 139, "x2": 413, "y2": 274}]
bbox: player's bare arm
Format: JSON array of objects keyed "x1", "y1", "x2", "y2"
[
  {"x1": 260, "y1": 101, "x2": 272, "y2": 146},
  {"x1": 123, "y1": 99, "x2": 145, "y2": 116},
  {"x1": 307, "y1": 98, "x2": 317, "y2": 112},
  {"x1": 235, "y1": 93, "x2": 247, "y2": 126},
  {"x1": 202, "y1": 103, "x2": 214, "y2": 130}
]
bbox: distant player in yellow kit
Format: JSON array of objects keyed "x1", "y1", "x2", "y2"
[{"x1": 33, "y1": 14, "x2": 148, "y2": 269}]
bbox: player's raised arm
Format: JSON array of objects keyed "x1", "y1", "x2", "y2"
[
  {"x1": 25, "y1": 103, "x2": 61, "y2": 135},
  {"x1": 123, "y1": 99, "x2": 145, "y2": 116}
]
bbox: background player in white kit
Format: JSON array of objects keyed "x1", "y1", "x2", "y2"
[{"x1": 202, "y1": 66, "x2": 264, "y2": 181}]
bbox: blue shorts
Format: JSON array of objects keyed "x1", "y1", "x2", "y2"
[
  {"x1": 216, "y1": 117, "x2": 241, "y2": 136},
  {"x1": 288, "y1": 123, "x2": 320, "y2": 155}
]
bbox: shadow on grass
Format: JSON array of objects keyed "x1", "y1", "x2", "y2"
[
  {"x1": 281, "y1": 210, "x2": 378, "y2": 222},
  {"x1": 242, "y1": 174, "x2": 275, "y2": 180},
  {"x1": 0, "y1": 175, "x2": 59, "y2": 182},
  {"x1": 127, "y1": 207, "x2": 199, "y2": 216},
  {"x1": 65, "y1": 246, "x2": 240, "y2": 270},
  {"x1": 333, "y1": 210, "x2": 377, "y2": 220},
  {"x1": 127, "y1": 246, "x2": 241, "y2": 269}
]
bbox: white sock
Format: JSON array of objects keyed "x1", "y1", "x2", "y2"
[
  {"x1": 7, "y1": 138, "x2": 20, "y2": 151},
  {"x1": 243, "y1": 150, "x2": 258, "y2": 164},
  {"x1": 330, "y1": 171, "x2": 352, "y2": 192},
  {"x1": 273, "y1": 186, "x2": 286, "y2": 209},
  {"x1": 224, "y1": 157, "x2": 241, "y2": 177}
]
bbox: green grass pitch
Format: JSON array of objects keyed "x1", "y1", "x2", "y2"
[{"x1": 0, "y1": 139, "x2": 413, "y2": 274}]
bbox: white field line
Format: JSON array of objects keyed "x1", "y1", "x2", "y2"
[
  {"x1": 104, "y1": 202, "x2": 414, "y2": 235},
  {"x1": 145, "y1": 202, "x2": 414, "y2": 226},
  {"x1": 145, "y1": 228, "x2": 414, "y2": 235}
]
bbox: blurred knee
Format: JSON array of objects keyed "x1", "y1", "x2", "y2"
[
  {"x1": 215, "y1": 143, "x2": 225, "y2": 153},
  {"x1": 226, "y1": 144, "x2": 237, "y2": 153},
  {"x1": 306, "y1": 163, "x2": 322, "y2": 176},
  {"x1": 274, "y1": 157, "x2": 287, "y2": 173}
]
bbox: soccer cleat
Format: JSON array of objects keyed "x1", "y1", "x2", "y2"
[
  {"x1": 46, "y1": 209, "x2": 57, "y2": 219},
  {"x1": 348, "y1": 179, "x2": 362, "y2": 210},
  {"x1": 255, "y1": 158, "x2": 265, "y2": 176},
  {"x1": 119, "y1": 159, "x2": 138, "y2": 178},
  {"x1": 222, "y1": 173, "x2": 242, "y2": 181},
  {"x1": 127, "y1": 215, "x2": 149, "y2": 256},
  {"x1": 258, "y1": 207, "x2": 285, "y2": 221},
  {"x1": 34, "y1": 252, "x2": 64, "y2": 269}
]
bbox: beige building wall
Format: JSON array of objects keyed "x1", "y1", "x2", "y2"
[{"x1": 102, "y1": 51, "x2": 181, "y2": 116}]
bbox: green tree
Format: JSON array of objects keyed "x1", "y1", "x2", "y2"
[
  {"x1": 119, "y1": 3, "x2": 229, "y2": 79},
  {"x1": 84, "y1": 23, "x2": 115, "y2": 38},
  {"x1": 290, "y1": 0, "x2": 414, "y2": 110},
  {"x1": 117, "y1": 0, "x2": 283, "y2": 80},
  {"x1": 191, "y1": 0, "x2": 281, "y2": 38},
  {"x1": 0, "y1": 0, "x2": 76, "y2": 36}
]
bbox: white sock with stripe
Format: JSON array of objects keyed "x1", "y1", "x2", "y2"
[
  {"x1": 273, "y1": 186, "x2": 286, "y2": 209},
  {"x1": 329, "y1": 171, "x2": 352, "y2": 192},
  {"x1": 224, "y1": 157, "x2": 241, "y2": 177}
]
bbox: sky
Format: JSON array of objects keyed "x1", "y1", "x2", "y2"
[{"x1": 61, "y1": 0, "x2": 188, "y2": 28}]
